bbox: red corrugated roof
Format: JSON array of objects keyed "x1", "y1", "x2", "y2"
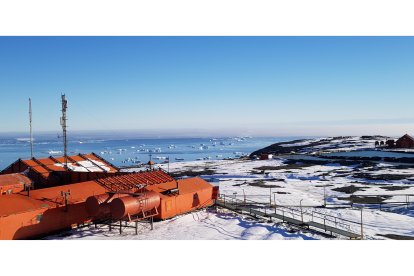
[
  {"x1": 17, "y1": 153, "x2": 118, "y2": 180},
  {"x1": 95, "y1": 170, "x2": 175, "y2": 192}
]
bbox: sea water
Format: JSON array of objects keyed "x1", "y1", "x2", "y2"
[{"x1": 0, "y1": 134, "x2": 301, "y2": 170}]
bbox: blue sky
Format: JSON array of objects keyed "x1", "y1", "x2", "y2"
[{"x1": 0, "y1": 37, "x2": 413, "y2": 136}]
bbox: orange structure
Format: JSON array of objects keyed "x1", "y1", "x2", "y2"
[
  {"x1": 86, "y1": 176, "x2": 218, "y2": 221},
  {"x1": 1, "y1": 153, "x2": 119, "y2": 189},
  {"x1": 145, "y1": 177, "x2": 218, "y2": 220},
  {"x1": 110, "y1": 191, "x2": 161, "y2": 220},
  {"x1": 0, "y1": 180, "x2": 106, "y2": 239},
  {"x1": 0, "y1": 173, "x2": 32, "y2": 196},
  {"x1": 0, "y1": 168, "x2": 218, "y2": 240}
]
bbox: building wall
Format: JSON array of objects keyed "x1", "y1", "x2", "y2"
[
  {"x1": 396, "y1": 137, "x2": 414, "y2": 148},
  {"x1": 0, "y1": 208, "x2": 48, "y2": 240},
  {"x1": 0, "y1": 202, "x2": 92, "y2": 240},
  {"x1": 157, "y1": 185, "x2": 215, "y2": 220}
]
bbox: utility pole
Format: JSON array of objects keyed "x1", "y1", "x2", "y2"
[
  {"x1": 60, "y1": 94, "x2": 68, "y2": 168},
  {"x1": 29, "y1": 98, "x2": 34, "y2": 158}
]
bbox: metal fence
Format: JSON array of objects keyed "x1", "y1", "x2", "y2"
[{"x1": 218, "y1": 193, "x2": 363, "y2": 239}]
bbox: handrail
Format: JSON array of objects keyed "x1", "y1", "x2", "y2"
[{"x1": 219, "y1": 194, "x2": 362, "y2": 233}]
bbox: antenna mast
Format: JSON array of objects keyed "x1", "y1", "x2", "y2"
[
  {"x1": 29, "y1": 98, "x2": 34, "y2": 158},
  {"x1": 60, "y1": 94, "x2": 68, "y2": 168}
]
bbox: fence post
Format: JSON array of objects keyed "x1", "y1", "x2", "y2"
[
  {"x1": 300, "y1": 199, "x2": 304, "y2": 224},
  {"x1": 150, "y1": 216, "x2": 154, "y2": 230},
  {"x1": 269, "y1": 188, "x2": 272, "y2": 207},
  {"x1": 360, "y1": 208, "x2": 364, "y2": 240}
]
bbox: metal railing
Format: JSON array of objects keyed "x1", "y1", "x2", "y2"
[{"x1": 218, "y1": 194, "x2": 363, "y2": 239}]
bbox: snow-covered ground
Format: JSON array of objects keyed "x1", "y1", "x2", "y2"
[
  {"x1": 48, "y1": 209, "x2": 322, "y2": 240},
  {"x1": 50, "y1": 136, "x2": 414, "y2": 240},
  {"x1": 158, "y1": 158, "x2": 414, "y2": 240}
]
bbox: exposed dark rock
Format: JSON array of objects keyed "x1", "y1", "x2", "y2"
[
  {"x1": 170, "y1": 169, "x2": 217, "y2": 178},
  {"x1": 353, "y1": 173, "x2": 414, "y2": 181},
  {"x1": 379, "y1": 186, "x2": 409, "y2": 191},
  {"x1": 332, "y1": 185, "x2": 369, "y2": 194},
  {"x1": 250, "y1": 139, "x2": 334, "y2": 157},
  {"x1": 377, "y1": 234, "x2": 414, "y2": 240},
  {"x1": 249, "y1": 179, "x2": 283, "y2": 188},
  {"x1": 338, "y1": 195, "x2": 392, "y2": 204}
]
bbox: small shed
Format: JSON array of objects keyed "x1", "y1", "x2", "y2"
[{"x1": 260, "y1": 153, "x2": 273, "y2": 160}]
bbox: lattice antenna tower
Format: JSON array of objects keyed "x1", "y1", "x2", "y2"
[
  {"x1": 60, "y1": 94, "x2": 68, "y2": 168},
  {"x1": 29, "y1": 98, "x2": 34, "y2": 158}
]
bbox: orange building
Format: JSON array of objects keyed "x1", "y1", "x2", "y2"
[
  {"x1": 0, "y1": 173, "x2": 32, "y2": 196},
  {"x1": 1, "y1": 153, "x2": 119, "y2": 188},
  {"x1": 145, "y1": 177, "x2": 217, "y2": 220},
  {"x1": 0, "y1": 169, "x2": 218, "y2": 240},
  {"x1": 0, "y1": 181, "x2": 106, "y2": 239}
]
